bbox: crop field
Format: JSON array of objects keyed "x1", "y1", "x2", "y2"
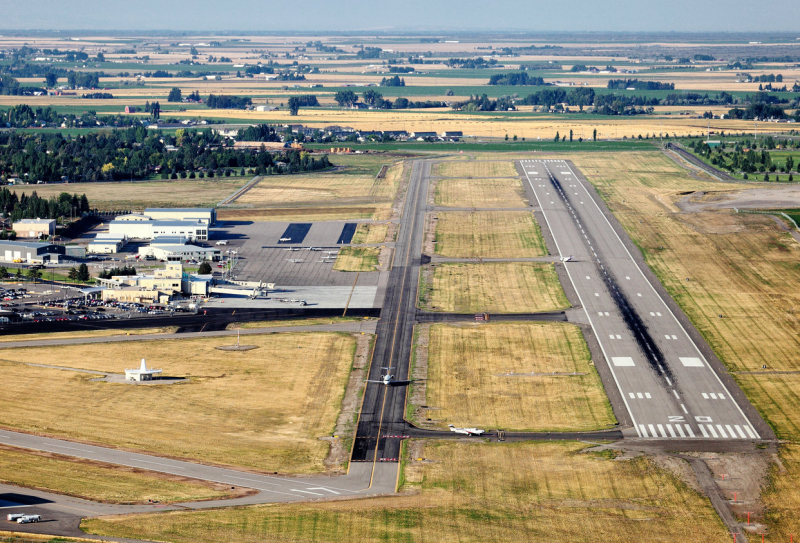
[
  {"x1": 434, "y1": 211, "x2": 547, "y2": 258},
  {"x1": 434, "y1": 160, "x2": 518, "y2": 178},
  {"x1": 421, "y1": 262, "x2": 569, "y2": 313},
  {"x1": 571, "y1": 151, "x2": 800, "y2": 439},
  {"x1": 82, "y1": 440, "x2": 727, "y2": 543},
  {"x1": 423, "y1": 322, "x2": 615, "y2": 431},
  {"x1": 0, "y1": 445, "x2": 234, "y2": 504},
  {"x1": 434, "y1": 177, "x2": 528, "y2": 208},
  {"x1": 333, "y1": 247, "x2": 381, "y2": 272},
  {"x1": 351, "y1": 222, "x2": 389, "y2": 244},
  {"x1": 0, "y1": 332, "x2": 357, "y2": 473},
  {"x1": 11, "y1": 178, "x2": 249, "y2": 211}
]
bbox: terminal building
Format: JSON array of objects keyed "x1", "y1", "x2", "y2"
[
  {"x1": 138, "y1": 238, "x2": 221, "y2": 262},
  {"x1": 143, "y1": 208, "x2": 216, "y2": 226},
  {"x1": 109, "y1": 217, "x2": 209, "y2": 241},
  {"x1": 12, "y1": 219, "x2": 56, "y2": 239},
  {"x1": 98, "y1": 262, "x2": 211, "y2": 303},
  {"x1": 0, "y1": 241, "x2": 64, "y2": 264}
]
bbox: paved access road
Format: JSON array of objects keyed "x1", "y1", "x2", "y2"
[{"x1": 520, "y1": 159, "x2": 760, "y2": 440}]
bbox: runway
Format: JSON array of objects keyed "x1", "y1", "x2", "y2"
[{"x1": 520, "y1": 159, "x2": 761, "y2": 440}]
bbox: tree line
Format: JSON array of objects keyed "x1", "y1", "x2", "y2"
[
  {"x1": 607, "y1": 79, "x2": 675, "y2": 90},
  {"x1": 0, "y1": 188, "x2": 91, "y2": 223}
]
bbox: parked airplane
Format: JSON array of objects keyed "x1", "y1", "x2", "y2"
[
  {"x1": 215, "y1": 240, "x2": 228, "y2": 246},
  {"x1": 448, "y1": 425, "x2": 485, "y2": 436},
  {"x1": 287, "y1": 259, "x2": 304, "y2": 263},
  {"x1": 305, "y1": 247, "x2": 320, "y2": 251},
  {"x1": 279, "y1": 237, "x2": 292, "y2": 242},
  {"x1": 560, "y1": 255, "x2": 573, "y2": 262}
]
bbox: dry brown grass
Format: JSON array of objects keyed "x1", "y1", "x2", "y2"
[
  {"x1": 570, "y1": 151, "x2": 800, "y2": 440},
  {"x1": 82, "y1": 440, "x2": 727, "y2": 543},
  {"x1": 333, "y1": 247, "x2": 380, "y2": 272},
  {"x1": 351, "y1": 223, "x2": 389, "y2": 245},
  {"x1": 0, "y1": 332, "x2": 356, "y2": 473},
  {"x1": 434, "y1": 211, "x2": 547, "y2": 258},
  {"x1": 422, "y1": 262, "x2": 569, "y2": 313},
  {"x1": 228, "y1": 317, "x2": 366, "y2": 330},
  {"x1": 0, "y1": 445, "x2": 234, "y2": 504},
  {"x1": 12, "y1": 179, "x2": 248, "y2": 211},
  {"x1": 434, "y1": 177, "x2": 528, "y2": 208},
  {"x1": 434, "y1": 161, "x2": 518, "y2": 178},
  {"x1": 423, "y1": 322, "x2": 615, "y2": 431},
  {"x1": 217, "y1": 206, "x2": 389, "y2": 222},
  {"x1": 0, "y1": 327, "x2": 178, "y2": 343},
  {"x1": 761, "y1": 444, "x2": 800, "y2": 539}
]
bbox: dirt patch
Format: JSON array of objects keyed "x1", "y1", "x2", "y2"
[
  {"x1": 324, "y1": 333, "x2": 373, "y2": 473},
  {"x1": 692, "y1": 451, "x2": 773, "y2": 522},
  {"x1": 423, "y1": 212, "x2": 437, "y2": 256},
  {"x1": 677, "y1": 186, "x2": 800, "y2": 213},
  {"x1": 407, "y1": 324, "x2": 430, "y2": 427},
  {"x1": 675, "y1": 211, "x2": 747, "y2": 235}
]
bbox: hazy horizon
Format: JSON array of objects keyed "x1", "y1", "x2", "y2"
[{"x1": 5, "y1": 0, "x2": 800, "y2": 33}]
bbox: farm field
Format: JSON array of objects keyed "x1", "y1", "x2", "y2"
[
  {"x1": 10, "y1": 178, "x2": 249, "y2": 211},
  {"x1": 572, "y1": 150, "x2": 800, "y2": 440},
  {"x1": 333, "y1": 247, "x2": 381, "y2": 272},
  {"x1": 434, "y1": 211, "x2": 547, "y2": 258},
  {"x1": 434, "y1": 177, "x2": 528, "y2": 208},
  {"x1": 0, "y1": 445, "x2": 236, "y2": 504},
  {"x1": 0, "y1": 332, "x2": 357, "y2": 473},
  {"x1": 421, "y1": 262, "x2": 569, "y2": 313},
  {"x1": 434, "y1": 160, "x2": 518, "y2": 178},
  {"x1": 351, "y1": 222, "x2": 389, "y2": 244},
  {"x1": 82, "y1": 440, "x2": 728, "y2": 543},
  {"x1": 422, "y1": 322, "x2": 615, "y2": 431}
]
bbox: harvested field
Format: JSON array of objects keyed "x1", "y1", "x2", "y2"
[
  {"x1": 434, "y1": 160, "x2": 518, "y2": 178},
  {"x1": 0, "y1": 327, "x2": 178, "y2": 343},
  {"x1": 351, "y1": 222, "x2": 389, "y2": 244},
  {"x1": 434, "y1": 211, "x2": 547, "y2": 258},
  {"x1": 217, "y1": 206, "x2": 388, "y2": 222},
  {"x1": 333, "y1": 247, "x2": 380, "y2": 272},
  {"x1": 434, "y1": 177, "x2": 528, "y2": 208},
  {"x1": 422, "y1": 262, "x2": 569, "y2": 313},
  {"x1": 11, "y1": 178, "x2": 249, "y2": 211},
  {"x1": 573, "y1": 151, "x2": 800, "y2": 440},
  {"x1": 83, "y1": 441, "x2": 728, "y2": 543},
  {"x1": 0, "y1": 332, "x2": 357, "y2": 473},
  {"x1": 423, "y1": 322, "x2": 615, "y2": 431},
  {"x1": 228, "y1": 317, "x2": 366, "y2": 330},
  {"x1": 0, "y1": 445, "x2": 237, "y2": 504}
]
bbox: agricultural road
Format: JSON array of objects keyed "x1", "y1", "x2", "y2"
[{"x1": 520, "y1": 159, "x2": 769, "y2": 441}]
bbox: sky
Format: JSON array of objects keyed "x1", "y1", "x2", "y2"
[{"x1": 3, "y1": 0, "x2": 800, "y2": 33}]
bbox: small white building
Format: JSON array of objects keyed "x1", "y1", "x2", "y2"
[
  {"x1": 13, "y1": 219, "x2": 56, "y2": 238},
  {"x1": 87, "y1": 233, "x2": 126, "y2": 254},
  {"x1": 125, "y1": 359, "x2": 162, "y2": 382}
]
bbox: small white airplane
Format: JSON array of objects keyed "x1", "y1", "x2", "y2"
[
  {"x1": 560, "y1": 255, "x2": 573, "y2": 262},
  {"x1": 215, "y1": 240, "x2": 228, "y2": 246},
  {"x1": 448, "y1": 424, "x2": 485, "y2": 436},
  {"x1": 367, "y1": 367, "x2": 396, "y2": 385},
  {"x1": 287, "y1": 259, "x2": 304, "y2": 263},
  {"x1": 279, "y1": 237, "x2": 292, "y2": 242},
  {"x1": 305, "y1": 247, "x2": 320, "y2": 251}
]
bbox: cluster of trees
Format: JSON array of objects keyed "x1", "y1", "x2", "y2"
[
  {"x1": 452, "y1": 94, "x2": 515, "y2": 112},
  {"x1": 690, "y1": 138, "x2": 797, "y2": 177},
  {"x1": 607, "y1": 79, "x2": 674, "y2": 90},
  {"x1": 0, "y1": 75, "x2": 23, "y2": 95},
  {"x1": 727, "y1": 102, "x2": 787, "y2": 120},
  {"x1": 167, "y1": 87, "x2": 182, "y2": 102},
  {"x1": 355, "y1": 47, "x2": 382, "y2": 59},
  {"x1": 390, "y1": 98, "x2": 445, "y2": 109},
  {"x1": 2, "y1": 104, "x2": 148, "y2": 129},
  {"x1": 67, "y1": 72, "x2": 101, "y2": 89},
  {"x1": 517, "y1": 87, "x2": 597, "y2": 110},
  {"x1": 206, "y1": 94, "x2": 252, "y2": 109},
  {"x1": 388, "y1": 66, "x2": 414, "y2": 73},
  {"x1": 751, "y1": 74, "x2": 783, "y2": 83},
  {"x1": 379, "y1": 75, "x2": 405, "y2": 87},
  {"x1": 67, "y1": 264, "x2": 91, "y2": 283},
  {"x1": 488, "y1": 73, "x2": 545, "y2": 86},
  {"x1": 0, "y1": 128, "x2": 332, "y2": 183},
  {"x1": 0, "y1": 188, "x2": 90, "y2": 223},
  {"x1": 287, "y1": 95, "x2": 319, "y2": 115},
  {"x1": 334, "y1": 89, "x2": 443, "y2": 110},
  {"x1": 81, "y1": 92, "x2": 113, "y2": 99},
  {"x1": 97, "y1": 266, "x2": 137, "y2": 279},
  {"x1": 446, "y1": 57, "x2": 497, "y2": 69},
  {"x1": 237, "y1": 124, "x2": 282, "y2": 142}
]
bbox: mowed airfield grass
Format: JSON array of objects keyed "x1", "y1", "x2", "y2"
[
  {"x1": 0, "y1": 332, "x2": 356, "y2": 473},
  {"x1": 11, "y1": 178, "x2": 249, "y2": 211},
  {"x1": 435, "y1": 177, "x2": 528, "y2": 208},
  {"x1": 0, "y1": 445, "x2": 234, "y2": 504},
  {"x1": 423, "y1": 322, "x2": 615, "y2": 431},
  {"x1": 434, "y1": 160, "x2": 518, "y2": 178},
  {"x1": 351, "y1": 222, "x2": 389, "y2": 244},
  {"x1": 333, "y1": 246, "x2": 381, "y2": 271},
  {"x1": 434, "y1": 211, "x2": 547, "y2": 258},
  {"x1": 82, "y1": 440, "x2": 727, "y2": 543},
  {"x1": 422, "y1": 262, "x2": 569, "y2": 313}
]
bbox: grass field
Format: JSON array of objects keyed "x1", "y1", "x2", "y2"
[
  {"x1": 0, "y1": 327, "x2": 178, "y2": 343},
  {"x1": 572, "y1": 151, "x2": 800, "y2": 439},
  {"x1": 423, "y1": 322, "x2": 615, "y2": 431},
  {"x1": 351, "y1": 222, "x2": 389, "y2": 244},
  {"x1": 0, "y1": 332, "x2": 356, "y2": 473},
  {"x1": 434, "y1": 160, "x2": 518, "y2": 178},
  {"x1": 433, "y1": 211, "x2": 547, "y2": 258},
  {"x1": 228, "y1": 317, "x2": 367, "y2": 329},
  {"x1": 217, "y1": 206, "x2": 383, "y2": 222},
  {"x1": 82, "y1": 441, "x2": 728, "y2": 543},
  {"x1": 333, "y1": 247, "x2": 381, "y2": 272},
  {"x1": 11, "y1": 178, "x2": 249, "y2": 211},
  {"x1": 434, "y1": 177, "x2": 528, "y2": 208},
  {"x1": 421, "y1": 262, "x2": 569, "y2": 313},
  {"x1": 0, "y1": 445, "x2": 234, "y2": 504},
  {"x1": 761, "y1": 444, "x2": 800, "y2": 539}
]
